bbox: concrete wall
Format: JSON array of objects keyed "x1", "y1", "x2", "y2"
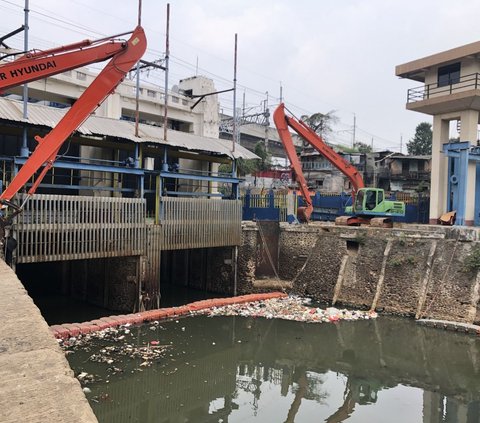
[
  {"x1": 234, "y1": 223, "x2": 480, "y2": 324},
  {"x1": 69, "y1": 256, "x2": 140, "y2": 312}
]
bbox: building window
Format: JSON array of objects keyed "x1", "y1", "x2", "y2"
[
  {"x1": 76, "y1": 71, "x2": 87, "y2": 81},
  {"x1": 437, "y1": 62, "x2": 460, "y2": 87},
  {"x1": 147, "y1": 89, "x2": 156, "y2": 98}
]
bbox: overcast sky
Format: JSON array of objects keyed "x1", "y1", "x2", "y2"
[{"x1": 2, "y1": 0, "x2": 480, "y2": 151}]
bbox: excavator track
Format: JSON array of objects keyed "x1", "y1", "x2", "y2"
[
  {"x1": 335, "y1": 216, "x2": 393, "y2": 227},
  {"x1": 369, "y1": 217, "x2": 393, "y2": 228},
  {"x1": 335, "y1": 216, "x2": 356, "y2": 226}
]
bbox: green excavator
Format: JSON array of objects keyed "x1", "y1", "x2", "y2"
[{"x1": 273, "y1": 103, "x2": 405, "y2": 226}]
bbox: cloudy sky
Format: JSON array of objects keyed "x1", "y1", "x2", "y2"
[{"x1": 1, "y1": 0, "x2": 480, "y2": 151}]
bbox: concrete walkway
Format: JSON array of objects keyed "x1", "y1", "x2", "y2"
[{"x1": 0, "y1": 260, "x2": 97, "y2": 423}]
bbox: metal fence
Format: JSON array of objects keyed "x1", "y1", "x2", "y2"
[
  {"x1": 13, "y1": 195, "x2": 242, "y2": 265},
  {"x1": 241, "y1": 190, "x2": 430, "y2": 224},
  {"x1": 241, "y1": 191, "x2": 295, "y2": 222},
  {"x1": 14, "y1": 194, "x2": 146, "y2": 263},
  {"x1": 159, "y1": 197, "x2": 242, "y2": 250}
]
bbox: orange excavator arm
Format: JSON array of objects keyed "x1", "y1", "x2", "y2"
[
  {"x1": 0, "y1": 26, "x2": 147, "y2": 206},
  {"x1": 273, "y1": 103, "x2": 364, "y2": 221},
  {"x1": 273, "y1": 103, "x2": 314, "y2": 222}
]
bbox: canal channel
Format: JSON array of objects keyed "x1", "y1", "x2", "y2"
[{"x1": 64, "y1": 312, "x2": 480, "y2": 422}]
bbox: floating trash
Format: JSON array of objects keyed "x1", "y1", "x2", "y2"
[
  {"x1": 61, "y1": 325, "x2": 172, "y2": 381},
  {"x1": 192, "y1": 296, "x2": 377, "y2": 324}
]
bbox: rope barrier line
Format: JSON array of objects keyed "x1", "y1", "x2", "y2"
[{"x1": 257, "y1": 222, "x2": 281, "y2": 281}]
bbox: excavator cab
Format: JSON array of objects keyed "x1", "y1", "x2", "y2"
[
  {"x1": 357, "y1": 188, "x2": 404, "y2": 216},
  {"x1": 353, "y1": 188, "x2": 384, "y2": 213},
  {"x1": 346, "y1": 188, "x2": 404, "y2": 216},
  {"x1": 342, "y1": 188, "x2": 405, "y2": 227}
]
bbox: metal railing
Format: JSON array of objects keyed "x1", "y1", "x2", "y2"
[
  {"x1": 241, "y1": 191, "x2": 294, "y2": 222},
  {"x1": 13, "y1": 194, "x2": 242, "y2": 266},
  {"x1": 159, "y1": 197, "x2": 242, "y2": 250},
  {"x1": 14, "y1": 194, "x2": 146, "y2": 263},
  {"x1": 377, "y1": 169, "x2": 430, "y2": 180},
  {"x1": 407, "y1": 72, "x2": 480, "y2": 103}
]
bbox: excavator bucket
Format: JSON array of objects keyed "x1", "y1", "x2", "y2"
[{"x1": 297, "y1": 207, "x2": 310, "y2": 223}]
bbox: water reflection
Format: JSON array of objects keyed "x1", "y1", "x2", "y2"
[{"x1": 66, "y1": 315, "x2": 480, "y2": 422}]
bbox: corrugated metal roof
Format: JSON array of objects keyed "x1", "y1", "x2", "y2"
[{"x1": 0, "y1": 97, "x2": 258, "y2": 160}]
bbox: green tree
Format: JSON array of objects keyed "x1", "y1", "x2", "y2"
[
  {"x1": 253, "y1": 141, "x2": 271, "y2": 171},
  {"x1": 354, "y1": 141, "x2": 373, "y2": 153},
  {"x1": 407, "y1": 122, "x2": 432, "y2": 155},
  {"x1": 218, "y1": 158, "x2": 256, "y2": 177},
  {"x1": 218, "y1": 141, "x2": 271, "y2": 176},
  {"x1": 301, "y1": 110, "x2": 338, "y2": 140}
]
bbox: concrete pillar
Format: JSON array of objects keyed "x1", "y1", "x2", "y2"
[
  {"x1": 460, "y1": 109, "x2": 479, "y2": 225},
  {"x1": 96, "y1": 92, "x2": 122, "y2": 119},
  {"x1": 422, "y1": 391, "x2": 443, "y2": 422},
  {"x1": 430, "y1": 116, "x2": 450, "y2": 224}
]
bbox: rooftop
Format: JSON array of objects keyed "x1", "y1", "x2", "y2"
[
  {"x1": 396, "y1": 40, "x2": 480, "y2": 82},
  {"x1": 0, "y1": 97, "x2": 258, "y2": 160}
]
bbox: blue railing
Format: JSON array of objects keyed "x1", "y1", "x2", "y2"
[{"x1": 242, "y1": 190, "x2": 430, "y2": 224}]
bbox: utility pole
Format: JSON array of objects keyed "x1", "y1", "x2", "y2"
[
  {"x1": 242, "y1": 90, "x2": 246, "y2": 121},
  {"x1": 232, "y1": 33, "x2": 238, "y2": 153},
  {"x1": 279, "y1": 82, "x2": 283, "y2": 103},
  {"x1": 264, "y1": 91, "x2": 269, "y2": 154},
  {"x1": 134, "y1": 0, "x2": 142, "y2": 139},
  {"x1": 352, "y1": 113, "x2": 356, "y2": 149},
  {"x1": 163, "y1": 3, "x2": 170, "y2": 144},
  {"x1": 20, "y1": 0, "x2": 29, "y2": 157},
  {"x1": 400, "y1": 134, "x2": 403, "y2": 154}
]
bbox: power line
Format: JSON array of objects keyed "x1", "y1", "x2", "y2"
[{"x1": 0, "y1": 0, "x2": 406, "y2": 150}]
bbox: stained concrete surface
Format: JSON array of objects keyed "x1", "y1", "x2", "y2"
[{"x1": 0, "y1": 260, "x2": 98, "y2": 423}]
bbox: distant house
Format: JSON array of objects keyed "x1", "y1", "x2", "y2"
[
  {"x1": 299, "y1": 148, "x2": 431, "y2": 194},
  {"x1": 300, "y1": 149, "x2": 373, "y2": 192},
  {"x1": 376, "y1": 154, "x2": 431, "y2": 193}
]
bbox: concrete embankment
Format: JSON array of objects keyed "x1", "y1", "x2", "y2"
[
  {"x1": 236, "y1": 222, "x2": 480, "y2": 325},
  {"x1": 0, "y1": 260, "x2": 98, "y2": 423}
]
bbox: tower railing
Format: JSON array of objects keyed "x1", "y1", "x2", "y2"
[{"x1": 407, "y1": 73, "x2": 480, "y2": 103}]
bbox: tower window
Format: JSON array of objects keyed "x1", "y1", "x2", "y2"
[{"x1": 437, "y1": 62, "x2": 460, "y2": 87}]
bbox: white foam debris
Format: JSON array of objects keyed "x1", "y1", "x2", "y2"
[{"x1": 193, "y1": 296, "x2": 377, "y2": 323}]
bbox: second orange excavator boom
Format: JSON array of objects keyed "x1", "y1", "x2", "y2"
[
  {"x1": 273, "y1": 103, "x2": 314, "y2": 222},
  {"x1": 273, "y1": 103, "x2": 365, "y2": 221}
]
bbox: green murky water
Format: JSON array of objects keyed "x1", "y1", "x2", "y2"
[{"x1": 66, "y1": 315, "x2": 480, "y2": 422}]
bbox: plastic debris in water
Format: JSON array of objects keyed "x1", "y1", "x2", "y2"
[{"x1": 191, "y1": 296, "x2": 378, "y2": 324}]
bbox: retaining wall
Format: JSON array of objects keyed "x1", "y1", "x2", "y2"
[
  {"x1": 0, "y1": 260, "x2": 98, "y2": 423},
  {"x1": 237, "y1": 222, "x2": 480, "y2": 324}
]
